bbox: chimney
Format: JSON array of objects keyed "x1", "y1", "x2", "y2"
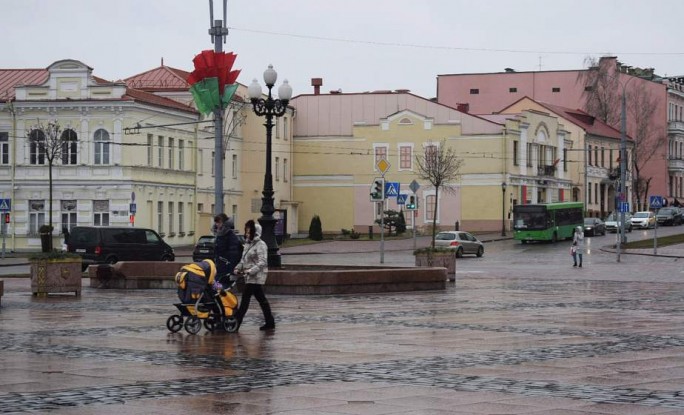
[{"x1": 311, "y1": 78, "x2": 323, "y2": 95}]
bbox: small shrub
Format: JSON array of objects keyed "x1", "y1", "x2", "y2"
[
  {"x1": 30, "y1": 249, "x2": 82, "y2": 261},
  {"x1": 309, "y1": 215, "x2": 323, "y2": 241},
  {"x1": 350, "y1": 229, "x2": 361, "y2": 239},
  {"x1": 340, "y1": 228, "x2": 350, "y2": 236}
]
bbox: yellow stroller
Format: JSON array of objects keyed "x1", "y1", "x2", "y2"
[{"x1": 166, "y1": 259, "x2": 239, "y2": 335}]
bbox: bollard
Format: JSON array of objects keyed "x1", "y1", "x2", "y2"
[
  {"x1": 455, "y1": 221, "x2": 459, "y2": 231},
  {"x1": 368, "y1": 225, "x2": 374, "y2": 240}
]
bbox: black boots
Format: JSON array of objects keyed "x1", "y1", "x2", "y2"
[{"x1": 259, "y1": 299, "x2": 275, "y2": 331}]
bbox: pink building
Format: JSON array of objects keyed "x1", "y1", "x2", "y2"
[{"x1": 437, "y1": 57, "x2": 683, "y2": 209}]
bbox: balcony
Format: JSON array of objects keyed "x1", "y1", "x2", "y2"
[
  {"x1": 537, "y1": 165, "x2": 556, "y2": 177},
  {"x1": 668, "y1": 120, "x2": 684, "y2": 134},
  {"x1": 669, "y1": 158, "x2": 684, "y2": 172}
]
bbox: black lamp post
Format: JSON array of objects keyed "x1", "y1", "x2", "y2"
[
  {"x1": 247, "y1": 65, "x2": 292, "y2": 268},
  {"x1": 501, "y1": 182, "x2": 507, "y2": 236}
]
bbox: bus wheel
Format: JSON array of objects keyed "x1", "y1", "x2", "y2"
[
  {"x1": 551, "y1": 232, "x2": 558, "y2": 243},
  {"x1": 521, "y1": 240, "x2": 527, "y2": 244}
]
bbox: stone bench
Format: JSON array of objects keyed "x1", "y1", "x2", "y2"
[
  {"x1": 89, "y1": 262, "x2": 447, "y2": 294},
  {"x1": 89, "y1": 262, "x2": 183, "y2": 289}
]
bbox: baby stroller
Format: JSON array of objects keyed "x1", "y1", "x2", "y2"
[{"x1": 166, "y1": 258, "x2": 240, "y2": 335}]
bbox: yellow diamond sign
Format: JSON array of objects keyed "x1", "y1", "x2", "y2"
[{"x1": 376, "y1": 158, "x2": 390, "y2": 175}]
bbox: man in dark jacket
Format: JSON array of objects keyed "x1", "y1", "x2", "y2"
[{"x1": 211, "y1": 213, "x2": 241, "y2": 278}]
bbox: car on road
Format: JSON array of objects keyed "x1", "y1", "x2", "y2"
[
  {"x1": 434, "y1": 231, "x2": 484, "y2": 258},
  {"x1": 604, "y1": 212, "x2": 633, "y2": 233},
  {"x1": 655, "y1": 207, "x2": 683, "y2": 226},
  {"x1": 192, "y1": 234, "x2": 245, "y2": 262},
  {"x1": 583, "y1": 217, "x2": 606, "y2": 236},
  {"x1": 630, "y1": 211, "x2": 656, "y2": 229}
]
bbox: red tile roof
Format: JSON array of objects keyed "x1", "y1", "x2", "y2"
[
  {"x1": 123, "y1": 88, "x2": 196, "y2": 114},
  {"x1": 124, "y1": 65, "x2": 191, "y2": 91},
  {"x1": 0, "y1": 69, "x2": 48, "y2": 101},
  {"x1": 537, "y1": 101, "x2": 629, "y2": 141}
]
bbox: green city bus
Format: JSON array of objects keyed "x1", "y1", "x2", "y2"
[{"x1": 513, "y1": 202, "x2": 584, "y2": 243}]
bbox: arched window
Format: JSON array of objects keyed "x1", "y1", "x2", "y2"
[
  {"x1": 94, "y1": 129, "x2": 110, "y2": 165},
  {"x1": 29, "y1": 130, "x2": 46, "y2": 165},
  {"x1": 61, "y1": 129, "x2": 78, "y2": 165}
]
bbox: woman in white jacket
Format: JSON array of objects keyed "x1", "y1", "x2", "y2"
[
  {"x1": 234, "y1": 220, "x2": 275, "y2": 331},
  {"x1": 572, "y1": 225, "x2": 585, "y2": 268}
]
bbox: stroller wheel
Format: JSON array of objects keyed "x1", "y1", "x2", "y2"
[
  {"x1": 204, "y1": 316, "x2": 217, "y2": 332},
  {"x1": 223, "y1": 317, "x2": 239, "y2": 333},
  {"x1": 166, "y1": 315, "x2": 183, "y2": 333},
  {"x1": 184, "y1": 316, "x2": 202, "y2": 335}
]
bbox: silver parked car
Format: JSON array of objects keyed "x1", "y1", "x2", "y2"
[
  {"x1": 434, "y1": 231, "x2": 484, "y2": 258},
  {"x1": 604, "y1": 212, "x2": 633, "y2": 233}
]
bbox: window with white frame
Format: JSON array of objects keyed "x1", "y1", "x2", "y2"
[
  {"x1": 157, "y1": 201, "x2": 164, "y2": 233},
  {"x1": 94, "y1": 129, "x2": 110, "y2": 165},
  {"x1": 28, "y1": 200, "x2": 45, "y2": 235},
  {"x1": 425, "y1": 144, "x2": 437, "y2": 170},
  {"x1": 168, "y1": 202, "x2": 174, "y2": 234},
  {"x1": 178, "y1": 202, "x2": 184, "y2": 234},
  {"x1": 399, "y1": 145, "x2": 412, "y2": 170},
  {"x1": 232, "y1": 154, "x2": 237, "y2": 178},
  {"x1": 178, "y1": 139, "x2": 184, "y2": 170},
  {"x1": 29, "y1": 129, "x2": 46, "y2": 165},
  {"x1": 147, "y1": 134, "x2": 153, "y2": 166},
  {"x1": 425, "y1": 194, "x2": 437, "y2": 222},
  {"x1": 275, "y1": 157, "x2": 280, "y2": 181},
  {"x1": 61, "y1": 200, "x2": 77, "y2": 233},
  {"x1": 157, "y1": 136, "x2": 164, "y2": 167},
  {"x1": 61, "y1": 129, "x2": 78, "y2": 165},
  {"x1": 0, "y1": 132, "x2": 8, "y2": 164},
  {"x1": 374, "y1": 145, "x2": 388, "y2": 163},
  {"x1": 93, "y1": 200, "x2": 109, "y2": 226},
  {"x1": 168, "y1": 137, "x2": 174, "y2": 169}
]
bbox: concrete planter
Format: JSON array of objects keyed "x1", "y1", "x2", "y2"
[
  {"x1": 415, "y1": 251, "x2": 456, "y2": 281},
  {"x1": 31, "y1": 258, "x2": 82, "y2": 296}
]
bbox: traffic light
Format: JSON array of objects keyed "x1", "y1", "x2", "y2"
[
  {"x1": 370, "y1": 178, "x2": 385, "y2": 202},
  {"x1": 3, "y1": 212, "x2": 9, "y2": 223},
  {"x1": 406, "y1": 195, "x2": 417, "y2": 210}
]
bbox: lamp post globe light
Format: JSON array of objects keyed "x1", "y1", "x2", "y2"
[
  {"x1": 501, "y1": 182, "x2": 507, "y2": 236},
  {"x1": 248, "y1": 65, "x2": 292, "y2": 268}
]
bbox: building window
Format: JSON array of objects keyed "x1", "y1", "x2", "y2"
[
  {"x1": 147, "y1": 134, "x2": 153, "y2": 166},
  {"x1": 563, "y1": 148, "x2": 568, "y2": 172},
  {"x1": 526, "y1": 143, "x2": 533, "y2": 167},
  {"x1": 374, "y1": 146, "x2": 387, "y2": 163},
  {"x1": 0, "y1": 132, "x2": 8, "y2": 164},
  {"x1": 588, "y1": 184, "x2": 592, "y2": 205},
  {"x1": 400, "y1": 146, "x2": 412, "y2": 169},
  {"x1": 609, "y1": 148, "x2": 614, "y2": 169},
  {"x1": 178, "y1": 202, "x2": 184, "y2": 234},
  {"x1": 232, "y1": 154, "x2": 237, "y2": 178},
  {"x1": 509, "y1": 87, "x2": 517, "y2": 93},
  {"x1": 513, "y1": 141, "x2": 519, "y2": 166},
  {"x1": 469, "y1": 88, "x2": 479, "y2": 94},
  {"x1": 588, "y1": 145, "x2": 592, "y2": 166},
  {"x1": 94, "y1": 129, "x2": 110, "y2": 165},
  {"x1": 168, "y1": 137, "x2": 174, "y2": 169},
  {"x1": 552, "y1": 87, "x2": 561, "y2": 93},
  {"x1": 595, "y1": 183, "x2": 599, "y2": 204},
  {"x1": 426, "y1": 195, "x2": 437, "y2": 222},
  {"x1": 61, "y1": 129, "x2": 78, "y2": 165},
  {"x1": 168, "y1": 202, "x2": 174, "y2": 234},
  {"x1": 284, "y1": 118, "x2": 289, "y2": 140},
  {"x1": 197, "y1": 203, "x2": 204, "y2": 212},
  {"x1": 211, "y1": 151, "x2": 215, "y2": 176},
  {"x1": 600, "y1": 147, "x2": 605, "y2": 167},
  {"x1": 594, "y1": 147, "x2": 599, "y2": 167},
  {"x1": 178, "y1": 139, "x2": 184, "y2": 170},
  {"x1": 157, "y1": 201, "x2": 164, "y2": 234},
  {"x1": 275, "y1": 157, "x2": 280, "y2": 181},
  {"x1": 28, "y1": 200, "x2": 45, "y2": 236},
  {"x1": 157, "y1": 136, "x2": 164, "y2": 167},
  {"x1": 93, "y1": 200, "x2": 109, "y2": 226},
  {"x1": 61, "y1": 200, "x2": 77, "y2": 233},
  {"x1": 29, "y1": 129, "x2": 46, "y2": 165},
  {"x1": 425, "y1": 144, "x2": 438, "y2": 170},
  {"x1": 283, "y1": 158, "x2": 288, "y2": 182}
]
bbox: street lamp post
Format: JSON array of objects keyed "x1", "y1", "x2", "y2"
[
  {"x1": 501, "y1": 182, "x2": 507, "y2": 236},
  {"x1": 248, "y1": 65, "x2": 292, "y2": 268}
]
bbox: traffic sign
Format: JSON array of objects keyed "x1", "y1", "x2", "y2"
[
  {"x1": 409, "y1": 180, "x2": 420, "y2": 193},
  {"x1": 397, "y1": 194, "x2": 407, "y2": 205},
  {"x1": 0, "y1": 199, "x2": 10, "y2": 212},
  {"x1": 129, "y1": 203, "x2": 137, "y2": 214},
  {"x1": 376, "y1": 158, "x2": 390, "y2": 175},
  {"x1": 385, "y1": 182, "x2": 400, "y2": 198},
  {"x1": 619, "y1": 202, "x2": 630, "y2": 213},
  {"x1": 649, "y1": 195, "x2": 664, "y2": 209}
]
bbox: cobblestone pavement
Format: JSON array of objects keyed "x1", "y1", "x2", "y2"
[{"x1": 2, "y1": 239, "x2": 684, "y2": 414}]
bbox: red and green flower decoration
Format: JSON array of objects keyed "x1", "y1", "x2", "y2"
[{"x1": 187, "y1": 50, "x2": 241, "y2": 115}]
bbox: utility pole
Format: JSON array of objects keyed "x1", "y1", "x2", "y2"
[{"x1": 208, "y1": 0, "x2": 229, "y2": 214}]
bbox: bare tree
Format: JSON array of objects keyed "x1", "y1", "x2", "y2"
[
  {"x1": 414, "y1": 139, "x2": 464, "y2": 248},
  {"x1": 578, "y1": 57, "x2": 665, "y2": 211},
  {"x1": 27, "y1": 120, "x2": 69, "y2": 250}
]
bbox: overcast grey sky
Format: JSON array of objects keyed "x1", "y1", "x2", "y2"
[{"x1": 2, "y1": 0, "x2": 683, "y2": 98}]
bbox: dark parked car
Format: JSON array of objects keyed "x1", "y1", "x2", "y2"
[
  {"x1": 192, "y1": 234, "x2": 245, "y2": 262},
  {"x1": 67, "y1": 226, "x2": 174, "y2": 271},
  {"x1": 655, "y1": 207, "x2": 683, "y2": 226},
  {"x1": 583, "y1": 218, "x2": 606, "y2": 236}
]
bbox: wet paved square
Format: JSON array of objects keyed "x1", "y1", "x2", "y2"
[{"x1": 2, "y1": 252, "x2": 684, "y2": 414}]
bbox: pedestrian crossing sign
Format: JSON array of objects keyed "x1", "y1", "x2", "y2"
[
  {"x1": 0, "y1": 198, "x2": 10, "y2": 212},
  {"x1": 384, "y1": 182, "x2": 399, "y2": 198}
]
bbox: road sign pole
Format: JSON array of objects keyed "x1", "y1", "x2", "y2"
[
  {"x1": 1, "y1": 213, "x2": 6, "y2": 259},
  {"x1": 654, "y1": 209, "x2": 658, "y2": 255}
]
